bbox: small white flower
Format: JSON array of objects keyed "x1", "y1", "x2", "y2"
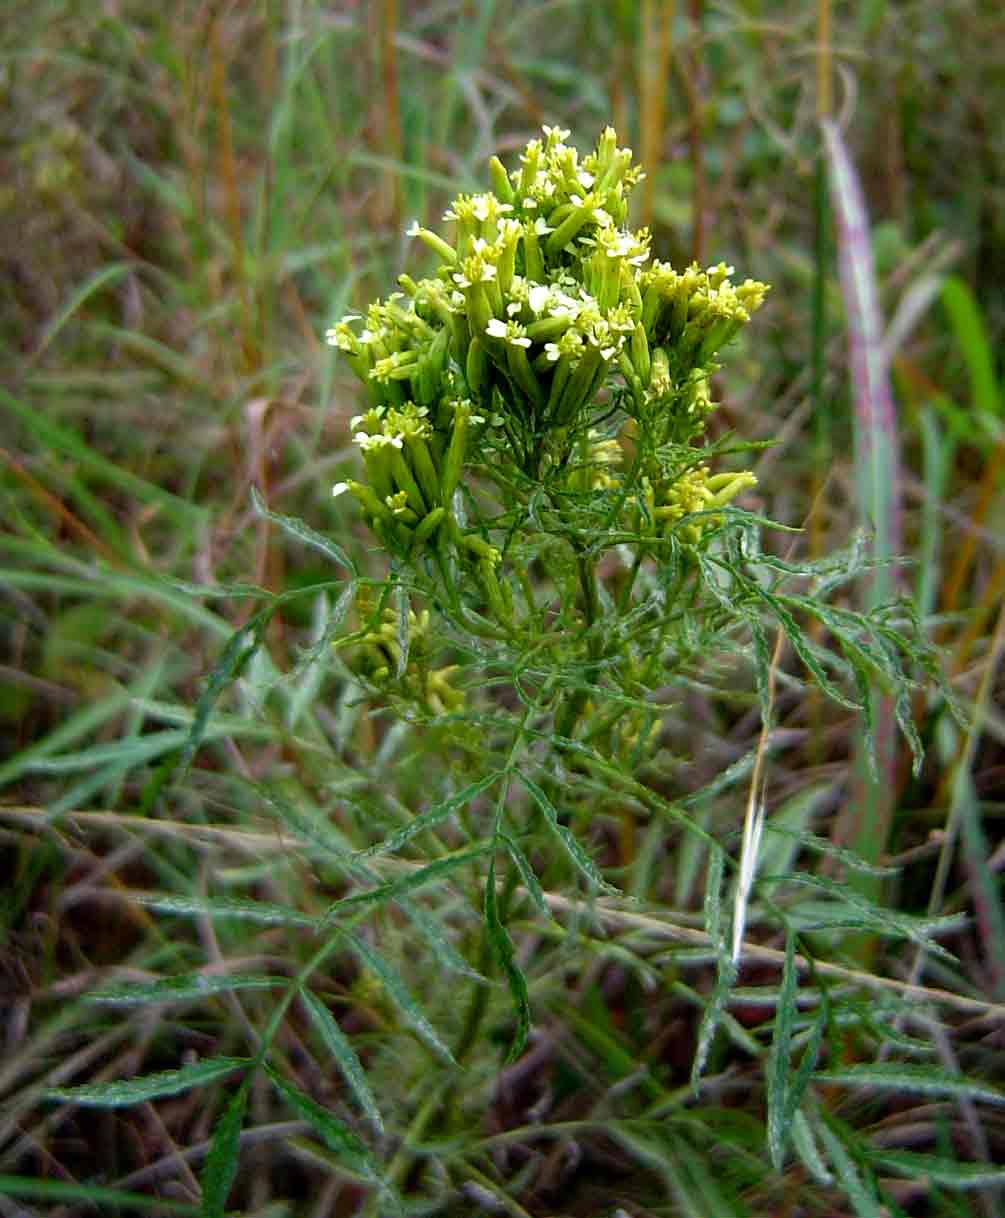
[
  {"x1": 332, "y1": 482, "x2": 349, "y2": 498},
  {"x1": 354, "y1": 431, "x2": 403, "y2": 452},
  {"x1": 528, "y1": 284, "x2": 551, "y2": 315},
  {"x1": 578, "y1": 170, "x2": 595, "y2": 188},
  {"x1": 485, "y1": 318, "x2": 509, "y2": 339},
  {"x1": 405, "y1": 220, "x2": 422, "y2": 237}
]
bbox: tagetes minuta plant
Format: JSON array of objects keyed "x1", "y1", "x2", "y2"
[{"x1": 328, "y1": 128, "x2": 771, "y2": 736}]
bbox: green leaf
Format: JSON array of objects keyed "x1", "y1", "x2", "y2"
[
  {"x1": 941, "y1": 275, "x2": 1001, "y2": 419},
  {"x1": 300, "y1": 988, "x2": 384, "y2": 1134},
  {"x1": 790, "y1": 1108, "x2": 832, "y2": 1185},
  {"x1": 87, "y1": 973, "x2": 286, "y2": 1005},
  {"x1": 785, "y1": 988, "x2": 829, "y2": 1132},
  {"x1": 180, "y1": 610, "x2": 271, "y2": 773},
  {"x1": 132, "y1": 892, "x2": 317, "y2": 929},
  {"x1": 324, "y1": 844, "x2": 493, "y2": 920},
  {"x1": 764, "y1": 872, "x2": 961, "y2": 961},
  {"x1": 501, "y1": 832, "x2": 548, "y2": 915},
  {"x1": 814, "y1": 1063, "x2": 1005, "y2": 1107},
  {"x1": 394, "y1": 583, "x2": 410, "y2": 679},
  {"x1": 0, "y1": 1174, "x2": 200, "y2": 1214},
  {"x1": 396, "y1": 894, "x2": 487, "y2": 981},
  {"x1": 356, "y1": 772, "x2": 502, "y2": 858},
  {"x1": 754, "y1": 584, "x2": 860, "y2": 711},
  {"x1": 867, "y1": 1148, "x2": 1005, "y2": 1190},
  {"x1": 251, "y1": 484, "x2": 357, "y2": 575},
  {"x1": 485, "y1": 855, "x2": 531, "y2": 1063},
  {"x1": 199, "y1": 1081, "x2": 249, "y2": 1218},
  {"x1": 518, "y1": 772, "x2": 619, "y2": 894},
  {"x1": 691, "y1": 849, "x2": 735, "y2": 1089},
  {"x1": 46, "y1": 1057, "x2": 251, "y2": 1107},
  {"x1": 767, "y1": 931, "x2": 798, "y2": 1170},
  {"x1": 263, "y1": 1064, "x2": 376, "y2": 1176},
  {"x1": 344, "y1": 930, "x2": 455, "y2": 1064},
  {"x1": 816, "y1": 1118, "x2": 883, "y2": 1218}
]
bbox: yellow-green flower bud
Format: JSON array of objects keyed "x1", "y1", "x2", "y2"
[
  {"x1": 333, "y1": 479, "x2": 391, "y2": 522},
  {"x1": 388, "y1": 447, "x2": 427, "y2": 515},
  {"x1": 630, "y1": 322, "x2": 651, "y2": 386},
  {"x1": 522, "y1": 221, "x2": 545, "y2": 283},
  {"x1": 465, "y1": 335, "x2": 490, "y2": 399},
  {"x1": 488, "y1": 155, "x2": 514, "y2": 204},
  {"x1": 414, "y1": 505, "x2": 446, "y2": 545},
  {"x1": 406, "y1": 434, "x2": 442, "y2": 508},
  {"x1": 441, "y1": 398, "x2": 471, "y2": 504},
  {"x1": 406, "y1": 221, "x2": 457, "y2": 266},
  {"x1": 463, "y1": 533, "x2": 501, "y2": 563}
]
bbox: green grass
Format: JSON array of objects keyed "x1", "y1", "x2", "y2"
[{"x1": 2, "y1": 2, "x2": 1004, "y2": 1216}]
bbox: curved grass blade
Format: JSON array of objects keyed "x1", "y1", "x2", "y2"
[
  {"x1": 867, "y1": 1149, "x2": 1005, "y2": 1191},
  {"x1": 132, "y1": 891, "x2": 317, "y2": 929},
  {"x1": 816, "y1": 1118, "x2": 883, "y2": 1218}
]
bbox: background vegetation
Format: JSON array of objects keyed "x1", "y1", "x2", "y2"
[{"x1": 2, "y1": 2, "x2": 1003, "y2": 1215}]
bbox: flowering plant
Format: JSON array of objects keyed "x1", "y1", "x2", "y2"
[
  {"x1": 328, "y1": 128, "x2": 779, "y2": 743},
  {"x1": 323, "y1": 127, "x2": 937, "y2": 1069}
]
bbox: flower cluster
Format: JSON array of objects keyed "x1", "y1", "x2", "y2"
[
  {"x1": 327, "y1": 126, "x2": 768, "y2": 624},
  {"x1": 356, "y1": 603, "x2": 465, "y2": 717}
]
